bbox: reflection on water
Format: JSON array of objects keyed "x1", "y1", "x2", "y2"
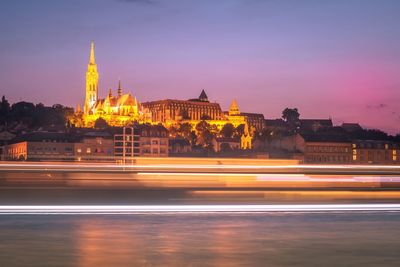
[{"x1": 0, "y1": 213, "x2": 400, "y2": 266}]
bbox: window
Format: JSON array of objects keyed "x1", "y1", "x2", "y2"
[
  {"x1": 77, "y1": 148, "x2": 82, "y2": 153},
  {"x1": 86, "y1": 148, "x2": 91, "y2": 154}
]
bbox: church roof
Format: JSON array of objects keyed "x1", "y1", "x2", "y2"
[
  {"x1": 199, "y1": 89, "x2": 208, "y2": 101},
  {"x1": 117, "y1": 93, "x2": 136, "y2": 106}
]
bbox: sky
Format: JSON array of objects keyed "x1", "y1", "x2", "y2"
[{"x1": 0, "y1": 0, "x2": 399, "y2": 134}]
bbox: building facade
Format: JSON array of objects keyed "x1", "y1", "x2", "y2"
[
  {"x1": 114, "y1": 125, "x2": 169, "y2": 159},
  {"x1": 74, "y1": 132, "x2": 114, "y2": 161},
  {"x1": 142, "y1": 90, "x2": 224, "y2": 126},
  {"x1": 3, "y1": 132, "x2": 76, "y2": 161},
  {"x1": 351, "y1": 140, "x2": 400, "y2": 165}
]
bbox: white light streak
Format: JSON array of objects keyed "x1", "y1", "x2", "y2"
[{"x1": 0, "y1": 204, "x2": 400, "y2": 214}]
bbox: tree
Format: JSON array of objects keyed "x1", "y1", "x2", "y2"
[
  {"x1": 282, "y1": 108, "x2": 300, "y2": 123},
  {"x1": 220, "y1": 143, "x2": 233, "y2": 153},
  {"x1": 195, "y1": 121, "x2": 214, "y2": 149},
  {"x1": 196, "y1": 129, "x2": 214, "y2": 149},
  {"x1": 0, "y1": 96, "x2": 10, "y2": 115},
  {"x1": 200, "y1": 114, "x2": 211, "y2": 120},
  {"x1": 235, "y1": 124, "x2": 245, "y2": 137},
  {"x1": 0, "y1": 95, "x2": 10, "y2": 124},
  {"x1": 196, "y1": 120, "x2": 211, "y2": 133},
  {"x1": 353, "y1": 129, "x2": 390, "y2": 141},
  {"x1": 177, "y1": 122, "x2": 193, "y2": 140},
  {"x1": 94, "y1": 117, "x2": 109, "y2": 129},
  {"x1": 220, "y1": 123, "x2": 235, "y2": 138},
  {"x1": 282, "y1": 108, "x2": 300, "y2": 132}
]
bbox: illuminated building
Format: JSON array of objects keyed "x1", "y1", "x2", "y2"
[
  {"x1": 142, "y1": 95, "x2": 264, "y2": 132},
  {"x1": 3, "y1": 132, "x2": 77, "y2": 161},
  {"x1": 74, "y1": 132, "x2": 114, "y2": 161},
  {"x1": 77, "y1": 41, "x2": 151, "y2": 127},
  {"x1": 72, "y1": 41, "x2": 264, "y2": 150},
  {"x1": 352, "y1": 140, "x2": 400, "y2": 165},
  {"x1": 114, "y1": 125, "x2": 169, "y2": 159},
  {"x1": 142, "y1": 91, "x2": 224, "y2": 126},
  {"x1": 270, "y1": 133, "x2": 352, "y2": 164}
]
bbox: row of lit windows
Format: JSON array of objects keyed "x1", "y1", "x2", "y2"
[
  {"x1": 142, "y1": 148, "x2": 167, "y2": 154},
  {"x1": 76, "y1": 148, "x2": 112, "y2": 154},
  {"x1": 307, "y1": 146, "x2": 349, "y2": 153},
  {"x1": 352, "y1": 150, "x2": 398, "y2": 162},
  {"x1": 306, "y1": 155, "x2": 350, "y2": 163},
  {"x1": 352, "y1": 143, "x2": 397, "y2": 150}
]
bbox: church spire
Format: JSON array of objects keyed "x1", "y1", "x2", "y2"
[
  {"x1": 84, "y1": 41, "x2": 99, "y2": 114},
  {"x1": 118, "y1": 80, "x2": 122, "y2": 97},
  {"x1": 89, "y1": 40, "x2": 95, "y2": 64}
]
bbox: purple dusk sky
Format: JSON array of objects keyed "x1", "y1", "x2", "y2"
[{"x1": 0, "y1": 0, "x2": 399, "y2": 134}]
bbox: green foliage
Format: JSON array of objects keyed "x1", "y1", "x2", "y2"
[
  {"x1": 282, "y1": 107, "x2": 300, "y2": 133},
  {"x1": 196, "y1": 120, "x2": 211, "y2": 133},
  {"x1": 235, "y1": 124, "x2": 245, "y2": 137},
  {"x1": 220, "y1": 142, "x2": 233, "y2": 153},
  {"x1": 0, "y1": 96, "x2": 72, "y2": 130},
  {"x1": 195, "y1": 120, "x2": 214, "y2": 149},
  {"x1": 220, "y1": 123, "x2": 235, "y2": 138},
  {"x1": 94, "y1": 117, "x2": 110, "y2": 129},
  {"x1": 200, "y1": 114, "x2": 211, "y2": 120},
  {"x1": 282, "y1": 108, "x2": 300, "y2": 123}
]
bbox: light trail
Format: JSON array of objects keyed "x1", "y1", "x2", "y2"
[
  {"x1": 1, "y1": 204, "x2": 400, "y2": 214},
  {"x1": 2, "y1": 162, "x2": 400, "y2": 171}
]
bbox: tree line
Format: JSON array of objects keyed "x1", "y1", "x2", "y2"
[{"x1": 0, "y1": 96, "x2": 73, "y2": 131}]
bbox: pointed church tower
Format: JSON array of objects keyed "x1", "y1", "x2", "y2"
[
  {"x1": 84, "y1": 41, "x2": 99, "y2": 114},
  {"x1": 229, "y1": 99, "x2": 240, "y2": 116},
  {"x1": 117, "y1": 80, "x2": 122, "y2": 97}
]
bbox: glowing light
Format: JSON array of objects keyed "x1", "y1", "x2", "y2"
[{"x1": 0, "y1": 204, "x2": 400, "y2": 214}]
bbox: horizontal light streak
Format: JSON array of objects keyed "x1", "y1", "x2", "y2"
[
  {"x1": 138, "y1": 172, "x2": 400, "y2": 183},
  {"x1": 1, "y1": 204, "x2": 400, "y2": 214},
  {"x1": 2, "y1": 162, "x2": 400, "y2": 171}
]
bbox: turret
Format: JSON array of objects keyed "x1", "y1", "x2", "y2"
[
  {"x1": 229, "y1": 99, "x2": 240, "y2": 116},
  {"x1": 198, "y1": 89, "x2": 209, "y2": 102}
]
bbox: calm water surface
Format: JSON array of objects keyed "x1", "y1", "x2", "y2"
[{"x1": 0, "y1": 212, "x2": 399, "y2": 266}]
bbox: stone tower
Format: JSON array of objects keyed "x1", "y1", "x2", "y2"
[
  {"x1": 229, "y1": 99, "x2": 240, "y2": 116},
  {"x1": 84, "y1": 41, "x2": 99, "y2": 114}
]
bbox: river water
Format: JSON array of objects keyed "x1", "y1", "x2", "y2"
[{"x1": 0, "y1": 212, "x2": 399, "y2": 266}]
